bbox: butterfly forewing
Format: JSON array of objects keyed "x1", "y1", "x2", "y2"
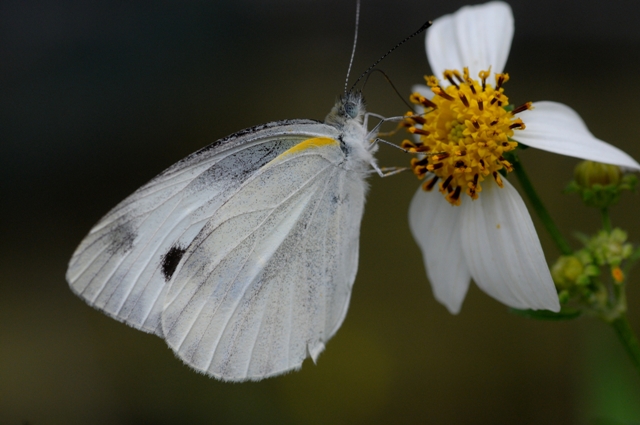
[{"x1": 66, "y1": 120, "x2": 337, "y2": 336}]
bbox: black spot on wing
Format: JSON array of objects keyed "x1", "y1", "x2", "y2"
[{"x1": 161, "y1": 245, "x2": 187, "y2": 282}]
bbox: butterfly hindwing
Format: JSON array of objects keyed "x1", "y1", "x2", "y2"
[{"x1": 161, "y1": 137, "x2": 367, "y2": 381}]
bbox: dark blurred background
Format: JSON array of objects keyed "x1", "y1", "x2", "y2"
[{"x1": 2, "y1": 0, "x2": 640, "y2": 423}]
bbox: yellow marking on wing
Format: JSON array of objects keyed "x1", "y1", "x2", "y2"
[{"x1": 278, "y1": 137, "x2": 338, "y2": 158}]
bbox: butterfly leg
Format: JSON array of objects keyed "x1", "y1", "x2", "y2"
[
  {"x1": 368, "y1": 163, "x2": 408, "y2": 177},
  {"x1": 363, "y1": 112, "x2": 386, "y2": 129},
  {"x1": 364, "y1": 113, "x2": 406, "y2": 141},
  {"x1": 368, "y1": 138, "x2": 409, "y2": 153}
]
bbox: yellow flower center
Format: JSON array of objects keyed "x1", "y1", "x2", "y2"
[{"x1": 403, "y1": 67, "x2": 532, "y2": 206}]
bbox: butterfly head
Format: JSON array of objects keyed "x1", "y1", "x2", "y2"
[{"x1": 325, "y1": 91, "x2": 365, "y2": 129}]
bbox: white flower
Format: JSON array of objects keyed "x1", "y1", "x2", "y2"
[{"x1": 406, "y1": 1, "x2": 640, "y2": 314}]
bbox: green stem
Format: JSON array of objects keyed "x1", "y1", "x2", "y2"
[
  {"x1": 611, "y1": 314, "x2": 640, "y2": 374},
  {"x1": 511, "y1": 155, "x2": 573, "y2": 255},
  {"x1": 601, "y1": 208, "x2": 612, "y2": 232}
]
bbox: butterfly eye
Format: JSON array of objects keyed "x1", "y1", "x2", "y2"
[{"x1": 343, "y1": 102, "x2": 358, "y2": 119}]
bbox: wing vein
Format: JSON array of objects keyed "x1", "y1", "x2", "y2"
[
  {"x1": 199, "y1": 164, "x2": 337, "y2": 372},
  {"x1": 244, "y1": 166, "x2": 340, "y2": 377},
  {"x1": 171, "y1": 159, "x2": 336, "y2": 355}
]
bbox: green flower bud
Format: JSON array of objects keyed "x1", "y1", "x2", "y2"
[
  {"x1": 574, "y1": 161, "x2": 622, "y2": 188},
  {"x1": 566, "y1": 161, "x2": 637, "y2": 209},
  {"x1": 575, "y1": 249, "x2": 593, "y2": 265},
  {"x1": 552, "y1": 255, "x2": 585, "y2": 289},
  {"x1": 584, "y1": 264, "x2": 601, "y2": 278},
  {"x1": 587, "y1": 228, "x2": 633, "y2": 267}
]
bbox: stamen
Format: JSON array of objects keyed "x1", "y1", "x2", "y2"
[
  {"x1": 409, "y1": 114, "x2": 427, "y2": 125},
  {"x1": 402, "y1": 139, "x2": 432, "y2": 153},
  {"x1": 509, "y1": 119, "x2": 525, "y2": 130},
  {"x1": 495, "y1": 73, "x2": 509, "y2": 89},
  {"x1": 471, "y1": 119, "x2": 479, "y2": 129},
  {"x1": 440, "y1": 175, "x2": 454, "y2": 191},
  {"x1": 432, "y1": 152, "x2": 450, "y2": 162},
  {"x1": 512, "y1": 102, "x2": 533, "y2": 115},
  {"x1": 459, "y1": 92, "x2": 469, "y2": 107},
  {"x1": 408, "y1": 127, "x2": 430, "y2": 136},
  {"x1": 414, "y1": 145, "x2": 432, "y2": 153},
  {"x1": 401, "y1": 140, "x2": 417, "y2": 150},
  {"x1": 411, "y1": 157, "x2": 430, "y2": 167},
  {"x1": 493, "y1": 171, "x2": 504, "y2": 188},
  {"x1": 446, "y1": 186, "x2": 462, "y2": 205},
  {"x1": 432, "y1": 86, "x2": 454, "y2": 101},
  {"x1": 425, "y1": 75, "x2": 439, "y2": 87},
  {"x1": 426, "y1": 162, "x2": 444, "y2": 171},
  {"x1": 478, "y1": 100, "x2": 484, "y2": 111},
  {"x1": 409, "y1": 93, "x2": 438, "y2": 110},
  {"x1": 498, "y1": 156, "x2": 513, "y2": 171},
  {"x1": 421, "y1": 98, "x2": 437, "y2": 109},
  {"x1": 409, "y1": 93, "x2": 423, "y2": 104},
  {"x1": 443, "y1": 70, "x2": 459, "y2": 89},
  {"x1": 454, "y1": 160, "x2": 465, "y2": 168},
  {"x1": 462, "y1": 67, "x2": 471, "y2": 82},
  {"x1": 478, "y1": 67, "x2": 491, "y2": 91},
  {"x1": 422, "y1": 176, "x2": 439, "y2": 191},
  {"x1": 467, "y1": 173, "x2": 479, "y2": 199}
]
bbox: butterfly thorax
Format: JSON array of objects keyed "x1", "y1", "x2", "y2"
[{"x1": 324, "y1": 92, "x2": 376, "y2": 173}]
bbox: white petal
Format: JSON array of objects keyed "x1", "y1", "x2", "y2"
[
  {"x1": 409, "y1": 184, "x2": 471, "y2": 314},
  {"x1": 460, "y1": 179, "x2": 560, "y2": 311},
  {"x1": 427, "y1": 1, "x2": 513, "y2": 79},
  {"x1": 517, "y1": 101, "x2": 640, "y2": 170}
]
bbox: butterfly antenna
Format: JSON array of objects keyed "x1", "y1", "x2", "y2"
[
  {"x1": 349, "y1": 20, "x2": 432, "y2": 93},
  {"x1": 362, "y1": 68, "x2": 415, "y2": 111},
  {"x1": 344, "y1": 0, "x2": 361, "y2": 97}
]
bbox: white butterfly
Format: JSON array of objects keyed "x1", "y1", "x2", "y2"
[{"x1": 66, "y1": 90, "x2": 385, "y2": 381}]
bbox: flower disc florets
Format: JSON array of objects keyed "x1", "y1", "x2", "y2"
[{"x1": 403, "y1": 68, "x2": 532, "y2": 205}]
